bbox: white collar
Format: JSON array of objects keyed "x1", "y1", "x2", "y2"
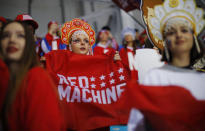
[
  {"x1": 97, "y1": 43, "x2": 108, "y2": 48},
  {"x1": 127, "y1": 46, "x2": 133, "y2": 50}
]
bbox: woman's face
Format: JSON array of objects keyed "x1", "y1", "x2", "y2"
[
  {"x1": 164, "y1": 24, "x2": 193, "y2": 55},
  {"x1": 124, "y1": 34, "x2": 134, "y2": 42},
  {"x1": 49, "y1": 23, "x2": 59, "y2": 34},
  {"x1": 99, "y1": 31, "x2": 109, "y2": 42},
  {"x1": 70, "y1": 33, "x2": 90, "y2": 55},
  {"x1": 1, "y1": 22, "x2": 26, "y2": 61}
]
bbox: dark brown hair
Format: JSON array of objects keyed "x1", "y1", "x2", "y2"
[
  {"x1": 0, "y1": 21, "x2": 39, "y2": 129},
  {"x1": 122, "y1": 39, "x2": 140, "y2": 54}
]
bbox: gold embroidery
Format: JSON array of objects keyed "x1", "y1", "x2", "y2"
[{"x1": 169, "y1": 0, "x2": 179, "y2": 8}]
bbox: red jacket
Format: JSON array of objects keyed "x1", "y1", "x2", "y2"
[{"x1": 0, "y1": 66, "x2": 65, "y2": 131}]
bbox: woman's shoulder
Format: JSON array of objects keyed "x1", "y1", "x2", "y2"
[
  {"x1": 145, "y1": 64, "x2": 203, "y2": 77},
  {"x1": 0, "y1": 58, "x2": 9, "y2": 75},
  {"x1": 27, "y1": 66, "x2": 49, "y2": 78},
  {"x1": 25, "y1": 66, "x2": 55, "y2": 91},
  {"x1": 160, "y1": 64, "x2": 204, "y2": 74},
  {"x1": 93, "y1": 45, "x2": 103, "y2": 50},
  {"x1": 119, "y1": 48, "x2": 125, "y2": 52},
  {"x1": 145, "y1": 66, "x2": 166, "y2": 75},
  {"x1": 142, "y1": 64, "x2": 205, "y2": 86}
]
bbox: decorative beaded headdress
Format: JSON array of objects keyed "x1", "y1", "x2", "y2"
[
  {"x1": 61, "y1": 18, "x2": 95, "y2": 46},
  {"x1": 143, "y1": 0, "x2": 205, "y2": 49}
]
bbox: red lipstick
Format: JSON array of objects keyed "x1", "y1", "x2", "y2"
[{"x1": 7, "y1": 46, "x2": 18, "y2": 53}]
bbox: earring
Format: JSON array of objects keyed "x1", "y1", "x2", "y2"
[
  {"x1": 69, "y1": 44, "x2": 72, "y2": 51},
  {"x1": 164, "y1": 40, "x2": 170, "y2": 62},
  {"x1": 194, "y1": 35, "x2": 201, "y2": 54},
  {"x1": 88, "y1": 46, "x2": 93, "y2": 55}
]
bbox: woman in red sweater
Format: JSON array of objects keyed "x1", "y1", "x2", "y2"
[
  {"x1": 119, "y1": 28, "x2": 139, "y2": 80},
  {"x1": 0, "y1": 21, "x2": 64, "y2": 130},
  {"x1": 93, "y1": 30, "x2": 116, "y2": 57}
]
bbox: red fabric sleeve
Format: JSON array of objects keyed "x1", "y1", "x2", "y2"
[
  {"x1": 0, "y1": 59, "x2": 9, "y2": 110},
  {"x1": 119, "y1": 48, "x2": 129, "y2": 68},
  {"x1": 26, "y1": 67, "x2": 64, "y2": 130},
  {"x1": 12, "y1": 67, "x2": 65, "y2": 131},
  {"x1": 119, "y1": 48, "x2": 138, "y2": 80}
]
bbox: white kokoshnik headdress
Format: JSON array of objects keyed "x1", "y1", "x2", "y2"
[
  {"x1": 149, "y1": 0, "x2": 204, "y2": 40},
  {"x1": 146, "y1": 0, "x2": 205, "y2": 51}
]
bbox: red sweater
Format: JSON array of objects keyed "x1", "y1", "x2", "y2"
[
  {"x1": 0, "y1": 59, "x2": 9, "y2": 110},
  {"x1": 119, "y1": 48, "x2": 134, "y2": 69},
  {"x1": 93, "y1": 45, "x2": 116, "y2": 58},
  {"x1": 1, "y1": 66, "x2": 65, "y2": 131},
  {"x1": 120, "y1": 48, "x2": 138, "y2": 80},
  {"x1": 45, "y1": 50, "x2": 130, "y2": 130}
]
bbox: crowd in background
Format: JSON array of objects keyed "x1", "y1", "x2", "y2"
[{"x1": 0, "y1": 14, "x2": 156, "y2": 60}]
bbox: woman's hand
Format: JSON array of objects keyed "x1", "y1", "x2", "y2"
[
  {"x1": 114, "y1": 51, "x2": 121, "y2": 61},
  {"x1": 40, "y1": 56, "x2": 46, "y2": 61},
  {"x1": 108, "y1": 31, "x2": 113, "y2": 40}
]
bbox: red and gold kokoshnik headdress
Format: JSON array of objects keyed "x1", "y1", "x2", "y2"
[{"x1": 61, "y1": 18, "x2": 95, "y2": 46}]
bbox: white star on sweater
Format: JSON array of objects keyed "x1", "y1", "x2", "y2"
[
  {"x1": 119, "y1": 75, "x2": 125, "y2": 81},
  {"x1": 109, "y1": 72, "x2": 114, "y2": 77},
  {"x1": 118, "y1": 68, "x2": 123, "y2": 73},
  {"x1": 100, "y1": 82, "x2": 106, "y2": 87},
  {"x1": 100, "y1": 75, "x2": 105, "y2": 80},
  {"x1": 110, "y1": 79, "x2": 115, "y2": 84},
  {"x1": 90, "y1": 76, "x2": 95, "y2": 82},
  {"x1": 90, "y1": 83, "x2": 96, "y2": 88}
]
